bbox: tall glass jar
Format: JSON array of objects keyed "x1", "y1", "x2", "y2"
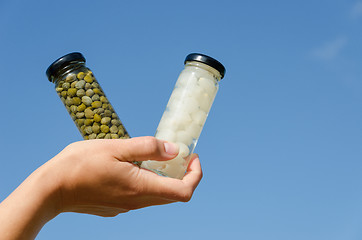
[
  {"x1": 141, "y1": 53, "x2": 225, "y2": 179},
  {"x1": 46, "y1": 52, "x2": 130, "y2": 140}
]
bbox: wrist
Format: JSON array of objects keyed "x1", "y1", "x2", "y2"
[
  {"x1": 29, "y1": 160, "x2": 63, "y2": 219},
  {"x1": 0, "y1": 160, "x2": 62, "y2": 239}
]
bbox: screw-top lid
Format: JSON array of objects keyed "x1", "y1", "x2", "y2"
[
  {"x1": 184, "y1": 53, "x2": 226, "y2": 79},
  {"x1": 46, "y1": 52, "x2": 86, "y2": 82}
]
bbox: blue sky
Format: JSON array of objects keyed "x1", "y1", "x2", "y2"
[{"x1": 0, "y1": 0, "x2": 361, "y2": 239}]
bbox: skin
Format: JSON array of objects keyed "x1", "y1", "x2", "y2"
[{"x1": 0, "y1": 136, "x2": 203, "y2": 240}]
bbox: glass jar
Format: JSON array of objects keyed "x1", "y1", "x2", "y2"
[
  {"x1": 141, "y1": 53, "x2": 226, "y2": 179},
  {"x1": 46, "y1": 52, "x2": 130, "y2": 140}
]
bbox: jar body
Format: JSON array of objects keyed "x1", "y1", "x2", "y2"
[
  {"x1": 141, "y1": 61, "x2": 221, "y2": 179},
  {"x1": 53, "y1": 64, "x2": 130, "y2": 140}
]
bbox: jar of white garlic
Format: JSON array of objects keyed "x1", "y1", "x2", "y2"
[{"x1": 141, "y1": 53, "x2": 226, "y2": 179}]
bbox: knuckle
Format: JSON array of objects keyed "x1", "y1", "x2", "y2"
[
  {"x1": 194, "y1": 168, "x2": 203, "y2": 180},
  {"x1": 199, "y1": 171, "x2": 204, "y2": 180},
  {"x1": 65, "y1": 141, "x2": 79, "y2": 151},
  {"x1": 142, "y1": 136, "x2": 160, "y2": 154},
  {"x1": 179, "y1": 189, "x2": 193, "y2": 202}
]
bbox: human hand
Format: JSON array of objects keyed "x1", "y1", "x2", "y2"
[
  {"x1": 45, "y1": 136, "x2": 202, "y2": 217},
  {"x1": 0, "y1": 137, "x2": 202, "y2": 240}
]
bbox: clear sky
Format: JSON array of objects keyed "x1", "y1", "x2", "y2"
[{"x1": 0, "y1": 0, "x2": 361, "y2": 239}]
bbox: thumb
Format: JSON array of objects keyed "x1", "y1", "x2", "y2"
[{"x1": 112, "y1": 136, "x2": 179, "y2": 162}]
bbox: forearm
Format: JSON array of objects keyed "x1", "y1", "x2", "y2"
[{"x1": 0, "y1": 163, "x2": 60, "y2": 240}]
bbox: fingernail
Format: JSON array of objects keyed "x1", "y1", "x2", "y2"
[{"x1": 164, "y1": 142, "x2": 179, "y2": 156}]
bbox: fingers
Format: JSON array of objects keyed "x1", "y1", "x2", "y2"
[
  {"x1": 182, "y1": 154, "x2": 203, "y2": 193},
  {"x1": 111, "y1": 136, "x2": 179, "y2": 162},
  {"x1": 142, "y1": 154, "x2": 203, "y2": 202},
  {"x1": 107, "y1": 137, "x2": 202, "y2": 203}
]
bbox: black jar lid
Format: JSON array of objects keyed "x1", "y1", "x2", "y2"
[
  {"x1": 184, "y1": 53, "x2": 226, "y2": 79},
  {"x1": 46, "y1": 52, "x2": 86, "y2": 82}
]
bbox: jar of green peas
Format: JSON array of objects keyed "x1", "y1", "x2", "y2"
[{"x1": 46, "y1": 52, "x2": 130, "y2": 140}]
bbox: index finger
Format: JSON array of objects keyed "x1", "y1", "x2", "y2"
[{"x1": 141, "y1": 154, "x2": 203, "y2": 202}]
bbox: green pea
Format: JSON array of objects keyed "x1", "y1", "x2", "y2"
[
  {"x1": 110, "y1": 125, "x2": 118, "y2": 134},
  {"x1": 96, "y1": 133, "x2": 106, "y2": 139},
  {"x1": 75, "y1": 118, "x2": 85, "y2": 126},
  {"x1": 84, "y1": 74, "x2": 93, "y2": 83},
  {"x1": 102, "y1": 103, "x2": 109, "y2": 109},
  {"x1": 91, "y1": 94, "x2": 100, "y2": 101},
  {"x1": 101, "y1": 117, "x2": 111, "y2": 125},
  {"x1": 72, "y1": 97, "x2": 81, "y2": 105},
  {"x1": 111, "y1": 119, "x2": 121, "y2": 126},
  {"x1": 99, "y1": 96, "x2": 108, "y2": 103},
  {"x1": 111, "y1": 134, "x2": 119, "y2": 139},
  {"x1": 75, "y1": 80, "x2": 86, "y2": 89},
  {"x1": 82, "y1": 96, "x2": 92, "y2": 106},
  {"x1": 94, "y1": 114, "x2": 101, "y2": 123},
  {"x1": 77, "y1": 72, "x2": 85, "y2": 80},
  {"x1": 76, "y1": 89, "x2": 85, "y2": 97},
  {"x1": 65, "y1": 73, "x2": 76, "y2": 82},
  {"x1": 67, "y1": 88, "x2": 77, "y2": 97},
  {"x1": 77, "y1": 103, "x2": 86, "y2": 112},
  {"x1": 117, "y1": 127, "x2": 125, "y2": 136},
  {"x1": 92, "y1": 101, "x2": 102, "y2": 108},
  {"x1": 100, "y1": 125, "x2": 110, "y2": 133},
  {"x1": 92, "y1": 124, "x2": 100, "y2": 134},
  {"x1": 84, "y1": 119, "x2": 93, "y2": 126},
  {"x1": 85, "y1": 126, "x2": 93, "y2": 134},
  {"x1": 93, "y1": 88, "x2": 102, "y2": 95},
  {"x1": 76, "y1": 112, "x2": 85, "y2": 119},
  {"x1": 62, "y1": 82, "x2": 70, "y2": 90},
  {"x1": 88, "y1": 133, "x2": 97, "y2": 139},
  {"x1": 86, "y1": 89, "x2": 94, "y2": 97},
  {"x1": 103, "y1": 110, "x2": 112, "y2": 117},
  {"x1": 84, "y1": 108, "x2": 94, "y2": 119},
  {"x1": 85, "y1": 83, "x2": 91, "y2": 90},
  {"x1": 96, "y1": 108, "x2": 104, "y2": 114},
  {"x1": 80, "y1": 124, "x2": 86, "y2": 134},
  {"x1": 70, "y1": 105, "x2": 77, "y2": 113},
  {"x1": 64, "y1": 97, "x2": 72, "y2": 106}
]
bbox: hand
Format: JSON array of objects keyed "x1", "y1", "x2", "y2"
[
  {"x1": 52, "y1": 136, "x2": 203, "y2": 216},
  {"x1": 0, "y1": 136, "x2": 203, "y2": 240}
]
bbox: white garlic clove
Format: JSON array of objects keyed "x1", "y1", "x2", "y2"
[
  {"x1": 176, "y1": 130, "x2": 193, "y2": 146},
  {"x1": 198, "y1": 77, "x2": 217, "y2": 96},
  {"x1": 177, "y1": 142, "x2": 190, "y2": 158}
]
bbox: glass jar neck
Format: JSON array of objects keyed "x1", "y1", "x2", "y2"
[
  {"x1": 185, "y1": 61, "x2": 222, "y2": 81},
  {"x1": 50, "y1": 60, "x2": 85, "y2": 84}
]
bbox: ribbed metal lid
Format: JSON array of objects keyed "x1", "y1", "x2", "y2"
[
  {"x1": 184, "y1": 53, "x2": 226, "y2": 79},
  {"x1": 46, "y1": 52, "x2": 85, "y2": 81}
]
